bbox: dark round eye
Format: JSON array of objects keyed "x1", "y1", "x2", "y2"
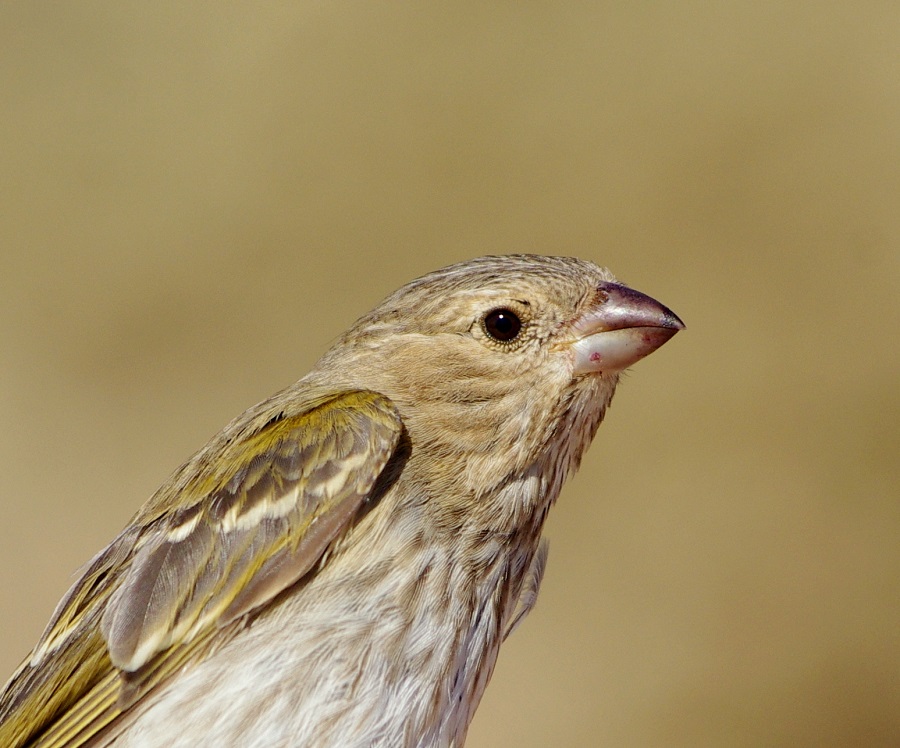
[{"x1": 483, "y1": 308, "x2": 522, "y2": 342}]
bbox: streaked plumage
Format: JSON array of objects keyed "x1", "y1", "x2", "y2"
[{"x1": 0, "y1": 255, "x2": 683, "y2": 747}]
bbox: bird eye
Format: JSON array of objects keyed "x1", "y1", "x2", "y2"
[{"x1": 483, "y1": 308, "x2": 522, "y2": 342}]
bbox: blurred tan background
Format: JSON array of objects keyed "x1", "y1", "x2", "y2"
[{"x1": 1, "y1": 4, "x2": 897, "y2": 746}]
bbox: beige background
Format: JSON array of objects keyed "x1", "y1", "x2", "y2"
[{"x1": 1, "y1": 4, "x2": 897, "y2": 746}]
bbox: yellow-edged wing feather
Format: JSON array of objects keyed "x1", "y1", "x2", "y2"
[{"x1": 0, "y1": 390, "x2": 402, "y2": 748}]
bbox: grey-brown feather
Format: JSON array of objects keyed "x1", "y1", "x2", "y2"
[{"x1": 101, "y1": 393, "x2": 402, "y2": 675}]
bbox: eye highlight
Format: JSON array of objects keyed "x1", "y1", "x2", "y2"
[{"x1": 483, "y1": 308, "x2": 522, "y2": 342}]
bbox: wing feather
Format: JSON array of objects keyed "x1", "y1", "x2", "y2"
[{"x1": 0, "y1": 389, "x2": 403, "y2": 748}]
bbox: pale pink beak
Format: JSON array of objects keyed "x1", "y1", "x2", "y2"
[{"x1": 571, "y1": 283, "x2": 684, "y2": 375}]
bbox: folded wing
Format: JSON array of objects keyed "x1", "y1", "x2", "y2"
[{"x1": 0, "y1": 389, "x2": 403, "y2": 748}]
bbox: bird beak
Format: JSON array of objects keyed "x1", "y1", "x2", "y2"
[{"x1": 570, "y1": 282, "x2": 684, "y2": 375}]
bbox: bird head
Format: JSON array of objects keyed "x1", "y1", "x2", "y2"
[{"x1": 312, "y1": 255, "x2": 683, "y2": 513}]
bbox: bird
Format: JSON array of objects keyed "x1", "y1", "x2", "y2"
[{"x1": 0, "y1": 254, "x2": 683, "y2": 747}]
